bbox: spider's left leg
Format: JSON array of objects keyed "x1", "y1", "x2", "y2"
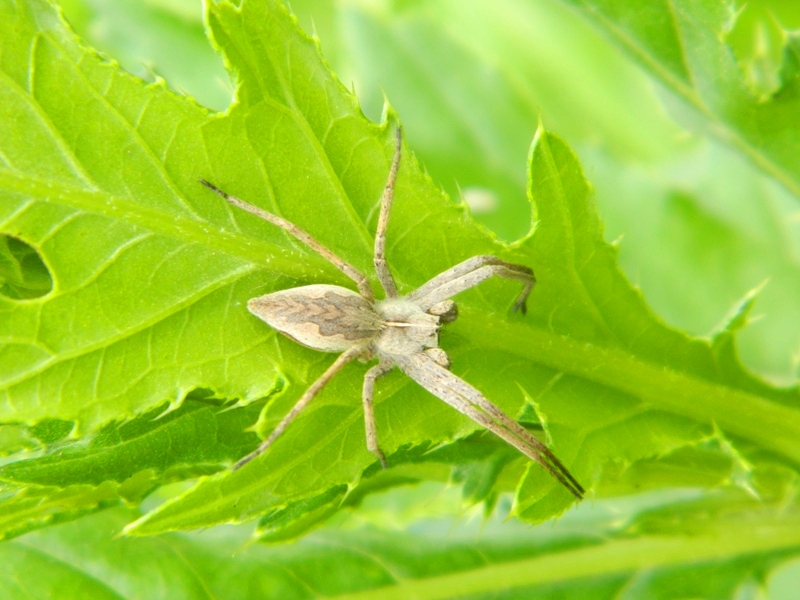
[
  {"x1": 407, "y1": 256, "x2": 535, "y2": 314},
  {"x1": 362, "y1": 359, "x2": 394, "y2": 468},
  {"x1": 373, "y1": 128, "x2": 403, "y2": 298},
  {"x1": 396, "y1": 352, "x2": 584, "y2": 499},
  {"x1": 233, "y1": 345, "x2": 364, "y2": 471},
  {"x1": 200, "y1": 180, "x2": 375, "y2": 301},
  {"x1": 439, "y1": 360, "x2": 584, "y2": 499}
]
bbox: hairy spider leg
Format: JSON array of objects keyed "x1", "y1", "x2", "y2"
[
  {"x1": 233, "y1": 346, "x2": 365, "y2": 471},
  {"x1": 396, "y1": 352, "x2": 584, "y2": 499},
  {"x1": 407, "y1": 256, "x2": 535, "y2": 314},
  {"x1": 373, "y1": 127, "x2": 403, "y2": 298},
  {"x1": 199, "y1": 179, "x2": 375, "y2": 302}
]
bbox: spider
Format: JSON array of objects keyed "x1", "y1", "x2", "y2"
[{"x1": 200, "y1": 128, "x2": 584, "y2": 500}]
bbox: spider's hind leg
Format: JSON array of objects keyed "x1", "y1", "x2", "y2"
[{"x1": 233, "y1": 346, "x2": 363, "y2": 471}]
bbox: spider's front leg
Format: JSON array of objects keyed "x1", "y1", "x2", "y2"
[
  {"x1": 373, "y1": 128, "x2": 403, "y2": 299},
  {"x1": 407, "y1": 256, "x2": 536, "y2": 314},
  {"x1": 200, "y1": 179, "x2": 376, "y2": 302}
]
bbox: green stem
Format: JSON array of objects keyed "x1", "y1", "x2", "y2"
[
  {"x1": 333, "y1": 512, "x2": 800, "y2": 600},
  {"x1": 472, "y1": 312, "x2": 800, "y2": 465}
]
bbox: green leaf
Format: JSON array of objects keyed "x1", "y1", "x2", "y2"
[
  {"x1": 56, "y1": 0, "x2": 231, "y2": 112},
  {"x1": 1, "y1": 0, "x2": 800, "y2": 558},
  {"x1": 5, "y1": 497, "x2": 800, "y2": 599},
  {"x1": 562, "y1": 0, "x2": 800, "y2": 200},
  {"x1": 0, "y1": 396, "x2": 263, "y2": 540}
]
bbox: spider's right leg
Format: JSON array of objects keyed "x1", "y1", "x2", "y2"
[
  {"x1": 363, "y1": 359, "x2": 394, "y2": 468},
  {"x1": 407, "y1": 255, "x2": 535, "y2": 314},
  {"x1": 200, "y1": 180, "x2": 375, "y2": 302},
  {"x1": 395, "y1": 352, "x2": 584, "y2": 500},
  {"x1": 233, "y1": 346, "x2": 364, "y2": 471}
]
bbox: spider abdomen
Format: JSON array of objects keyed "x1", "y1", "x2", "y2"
[{"x1": 247, "y1": 284, "x2": 381, "y2": 352}]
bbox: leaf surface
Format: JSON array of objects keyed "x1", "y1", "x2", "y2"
[
  {"x1": 6, "y1": 498, "x2": 800, "y2": 599},
  {"x1": 0, "y1": 0, "x2": 799, "y2": 543}
]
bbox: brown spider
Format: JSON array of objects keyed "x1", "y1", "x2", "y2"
[{"x1": 200, "y1": 129, "x2": 583, "y2": 499}]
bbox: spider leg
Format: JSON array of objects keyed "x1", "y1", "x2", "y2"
[
  {"x1": 373, "y1": 128, "x2": 403, "y2": 299},
  {"x1": 200, "y1": 180, "x2": 375, "y2": 302},
  {"x1": 396, "y1": 353, "x2": 584, "y2": 499},
  {"x1": 407, "y1": 256, "x2": 535, "y2": 314},
  {"x1": 437, "y1": 361, "x2": 584, "y2": 499},
  {"x1": 233, "y1": 346, "x2": 364, "y2": 471},
  {"x1": 363, "y1": 359, "x2": 394, "y2": 468}
]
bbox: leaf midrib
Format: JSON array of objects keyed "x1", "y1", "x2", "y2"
[
  {"x1": 330, "y1": 511, "x2": 800, "y2": 600},
  {"x1": 0, "y1": 169, "x2": 340, "y2": 278},
  {"x1": 471, "y1": 311, "x2": 800, "y2": 465}
]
